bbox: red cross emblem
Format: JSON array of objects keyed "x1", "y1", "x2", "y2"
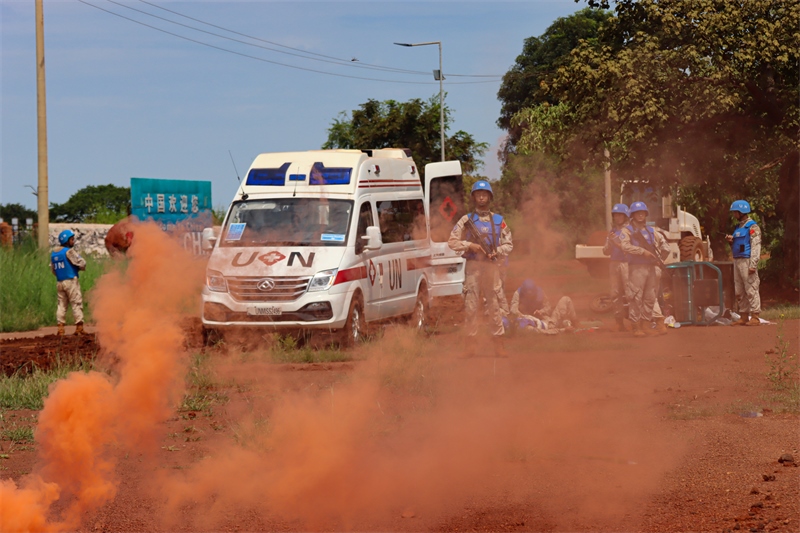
[
  {"x1": 258, "y1": 251, "x2": 286, "y2": 266},
  {"x1": 368, "y1": 260, "x2": 377, "y2": 285},
  {"x1": 439, "y1": 196, "x2": 457, "y2": 222}
]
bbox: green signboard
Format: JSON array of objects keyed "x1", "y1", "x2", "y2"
[{"x1": 130, "y1": 178, "x2": 213, "y2": 255}]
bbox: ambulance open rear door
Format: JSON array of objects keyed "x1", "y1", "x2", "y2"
[{"x1": 424, "y1": 161, "x2": 466, "y2": 299}]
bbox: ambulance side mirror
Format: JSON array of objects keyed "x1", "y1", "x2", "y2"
[
  {"x1": 362, "y1": 226, "x2": 382, "y2": 251},
  {"x1": 201, "y1": 227, "x2": 218, "y2": 251}
]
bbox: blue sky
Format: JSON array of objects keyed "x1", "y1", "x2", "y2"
[{"x1": 2, "y1": 0, "x2": 583, "y2": 211}]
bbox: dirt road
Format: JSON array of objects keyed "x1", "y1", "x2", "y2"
[{"x1": 1, "y1": 314, "x2": 798, "y2": 532}]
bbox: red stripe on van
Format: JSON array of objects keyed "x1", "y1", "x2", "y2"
[{"x1": 334, "y1": 265, "x2": 367, "y2": 285}]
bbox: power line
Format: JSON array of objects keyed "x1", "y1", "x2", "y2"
[
  {"x1": 136, "y1": 0, "x2": 502, "y2": 78},
  {"x1": 135, "y1": 0, "x2": 429, "y2": 76},
  {"x1": 75, "y1": 0, "x2": 502, "y2": 84}
]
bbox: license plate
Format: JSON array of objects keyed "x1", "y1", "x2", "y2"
[{"x1": 247, "y1": 306, "x2": 282, "y2": 316}]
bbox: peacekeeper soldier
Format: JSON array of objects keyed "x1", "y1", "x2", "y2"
[
  {"x1": 51, "y1": 229, "x2": 87, "y2": 336},
  {"x1": 619, "y1": 201, "x2": 670, "y2": 338},
  {"x1": 510, "y1": 279, "x2": 576, "y2": 332},
  {"x1": 726, "y1": 200, "x2": 762, "y2": 326},
  {"x1": 603, "y1": 203, "x2": 631, "y2": 332},
  {"x1": 448, "y1": 180, "x2": 513, "y2": 341}
]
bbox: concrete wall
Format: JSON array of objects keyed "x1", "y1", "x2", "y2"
[
  {"x1": 48, "y1": 223, "x2": 221, "y2": 256},
  {"x1": 49, "y1": 223, "x2": 113, "y2": 256}
]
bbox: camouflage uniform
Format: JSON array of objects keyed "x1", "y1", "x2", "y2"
[
  {"x1": 510, "y1": 289, "x2": 576, "y2": 331},
  {"x1": 620, "y1": 223, "x2": 670, "y2": 326},
  {"x1": 448, "y1": 211, "x2": 512, "y2": 336},
  {"x1": 50, "y1": 246, "x2": 86, "y2": 325},
  {"x1": 732, "y1": 216, "x2": 762, "y2": 316},
  {"x1": 603, "y1": 228, "x2": 631, "y2": 324}
]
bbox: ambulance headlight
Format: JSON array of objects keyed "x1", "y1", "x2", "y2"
[
  {"x1": 206, "y1": 269, "x2": 228, "y2": 293},
  {"x1": 308, "y1": 268, "x2": 338, "y2": 292}
]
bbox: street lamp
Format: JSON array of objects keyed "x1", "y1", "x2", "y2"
[{"x1": 394, "y1": 41, "x2": 445, "y2": 161}]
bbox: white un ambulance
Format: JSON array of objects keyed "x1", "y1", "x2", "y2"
[{"x1": 201, "y1": 149, "x2": 466, "y2": 345}]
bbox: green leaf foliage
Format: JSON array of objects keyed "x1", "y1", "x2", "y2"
[
  {"x1": 323, "y1": 96, "x2": 489, "y2": 177},
  {"x1": 497, "y1": 7, "x2": 612, "y2": 159},
  {"x1": 514, "y1": 0, "x2": 799, "y2": 284},
  {"x1": 0, "y1": 203, "x2": 37, "y2": 224},
  {"x1": 49, "y1": 184, "x2": 131, "y2": 224}
]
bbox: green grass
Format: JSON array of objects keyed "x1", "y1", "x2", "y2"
[
  {"x1": 0, "y1": 358, "x2": 95, "y2": 410},
  {"x1": 0, "y1": 239, "x2": 110, "y2": 332},
  {"x1": 268, "y1": 335, "x2": 352, "y2": 363},
  {"x1": 1, "y1": 424, "x2": 35, "y2": 442},
  {"x1": 761, "y1": 305, "x2": 800, "y2": 321}
]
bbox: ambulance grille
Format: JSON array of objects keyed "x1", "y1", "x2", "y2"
[{"x1": 226, "y1": 276, "x2": 311, "y2": 302}]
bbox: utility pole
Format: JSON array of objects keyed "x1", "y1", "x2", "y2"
[
  {"x1": 35, "y1": 0, "x2": 50, "y2": 249},
  {"x1": 604, "y1": 147, "x2": 612, "y2": 232}
]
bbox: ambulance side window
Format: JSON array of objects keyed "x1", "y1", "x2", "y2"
[
  {"x1": 355, "y1": 201, "x2": 373, "y2": 254},
  {"x1": 377, "y1": 199, "x2": 426, "y2": 243}
]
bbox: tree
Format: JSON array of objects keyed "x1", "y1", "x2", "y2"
[
  {"x1": 515, "y1": 0, "x2": 799, "y2": 286},
  {"x1": 323, "y1": 96, "x2": 489, "y2": 177},
  {"x1": 50, "y1": 184, "x2": 131, "y2": 223},
  {"x1": 496, "y1": 7, "x2": 611, "y2": 161},
  {"x1": 0, "y1": 203, "x2": 37, "y2": 224}
]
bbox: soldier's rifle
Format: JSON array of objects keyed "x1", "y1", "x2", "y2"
[
  {"x1": 464, "y1": 216, "x2": 498, "y2": 261},
  {"x1": 630, "y1": 228, "x2": 666, "y2": 270}
]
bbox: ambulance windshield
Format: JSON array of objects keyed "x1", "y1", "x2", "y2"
[{"x1": 221, "y1": 198, "x2": 353, "y2": 247}]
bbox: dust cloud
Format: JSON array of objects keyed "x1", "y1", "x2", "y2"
[
  {"x1": 0, "y1": 221, "x2": 204, "y2": 532},
  {"x1": 2, "y1": 190, "x2": 682, "y2": 532},
  {"x1": 157, "y1": 326, "x2": 681, "y2": 531}
]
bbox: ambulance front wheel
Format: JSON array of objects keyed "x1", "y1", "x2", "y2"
[{"x1": 340, "y1": 294, "x2": 365, "y2": 348}]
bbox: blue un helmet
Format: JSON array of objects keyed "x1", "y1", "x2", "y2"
[
  {"x1": 58, "y1": 229, "x2": 75, "y2": 246},
  {"x1": 628, "y1": 201, "x2": 649, "y2": 216},
  {"x1": 471, "y1": 180, "x2": 494, "y2": 198},
  {"x1": 730, "y1": 200, "x2": 751, "y2": 214},
  {"x1": 612, "y1": 203, "x2": 630, "y2": 218}
]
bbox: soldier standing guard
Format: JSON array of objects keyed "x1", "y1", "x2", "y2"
[
  {"x1": 620, "y1": 202, "x2": 670, "y2": 338},
  {"x1": 603, "y1": 203, "x2": 631, "y2": 332},
  {"x1": 448, "y1": 181, "x2": 513, "y2": 347},
  {"x1": 726, "y1": 200, "x2": 762, "y2": 326},
  {"x1": 51, "y1": 229, "x2": 87, "y2": 336}
]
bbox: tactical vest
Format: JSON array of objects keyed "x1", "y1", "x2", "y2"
[
  {"x1": 51, "y1": 248, "x2": 79, "y2": 281},
  {"x1": 731, "y1": 219, "x2": 756, "y2": 259},
  {"x1": 463, "y1": 212, "x2": 504, "y2": 261},
  {"x1": 626, "y1": 225, "x2": 656, "y2": 265},
  {"x1": 610, "y1": 227, "x2": 628, "y2": 262},
  {"x1": 517, "y1": 285, "x2": 545, "y2": 316}
]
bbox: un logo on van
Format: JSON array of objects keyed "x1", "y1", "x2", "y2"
[{"x1": 257, "y1": 278, "x2": 276, "y2": 291}]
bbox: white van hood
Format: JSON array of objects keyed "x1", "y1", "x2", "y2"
[{"x1": 207, "y1": 246, "x2": 343, "y2": 277}]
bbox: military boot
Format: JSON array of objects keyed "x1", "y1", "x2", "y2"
[
  {"x1": 74, "y1": 322, "x2": 86, "y2": 336},
  {"x1": 746, "y1": 313, "x2": 761, "y2": 326},
  {"x1": 655, "y1": 319, "x2": 669, "y2": 336},
  {"x1": 732, "y1": 313, "x2": 749, "y2": 326},
  {"x1": 57, "y1": 323, "x2": 65, "y2": 336},
  {"x1": 632, "y1": 321, "x2": 646, "y2": 338},
  {"x1": 643, "y1": 321, "x2": 660, "y2": 337}
]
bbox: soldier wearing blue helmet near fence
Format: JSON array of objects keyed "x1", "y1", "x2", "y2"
[
  {"x1": 603, "y1": 203, "x2": 632, "y2": 331},
  {"x1": 726, "y1": 200, "x2": 762, "y2": 326},
  {"x1": 448, "y1": 180, "x2": 513, "y2": 352},
  {"x1": 620, "y1": 201, "x2": 671, "y2": 337},
  {"x1": 50, "y1": 229, "x2": 87, "y2": 336}
]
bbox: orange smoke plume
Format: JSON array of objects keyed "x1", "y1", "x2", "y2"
[{"x1": 1, "y1": 221, "x2": 203, "y2": 532}]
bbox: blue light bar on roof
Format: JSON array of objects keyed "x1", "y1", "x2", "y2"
[
  {"x1": 246, "y1": 162, "x2": 290, "y2": 186},
  {"x1": 310, "y1": 162, "x2": 352, "y2": 185}
]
